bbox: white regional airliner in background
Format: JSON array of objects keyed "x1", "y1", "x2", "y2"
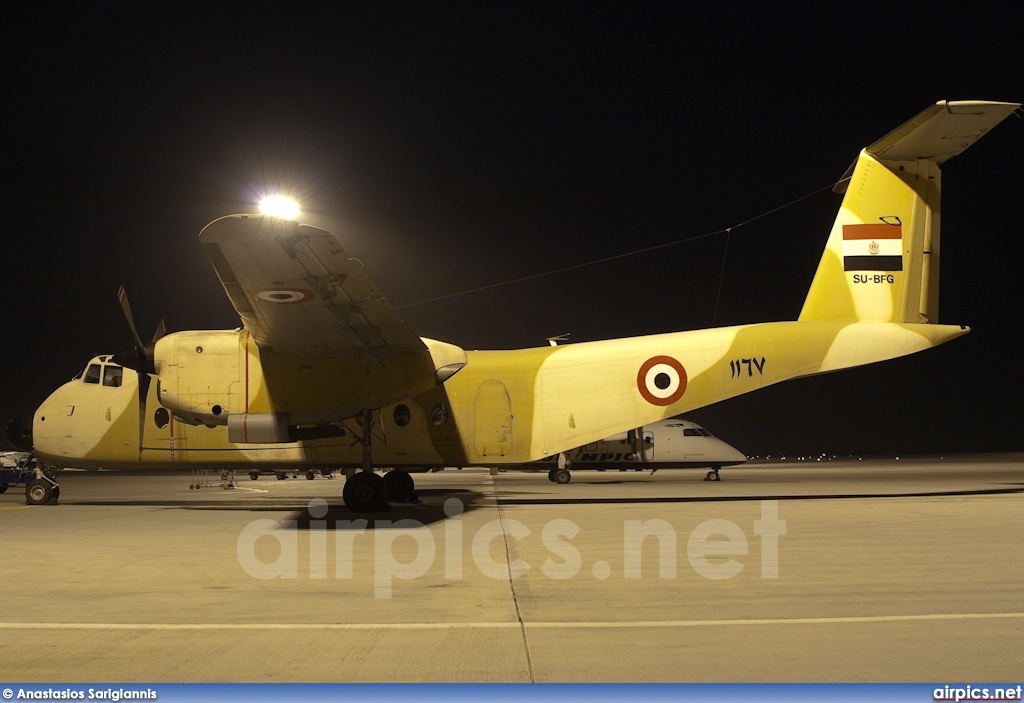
[
  {"x1": 506, "y1": 418, "x2": 746, "y2": 484},
  {"x1": 6, "y1": 99, "x2": 1019, "y2": 511}
]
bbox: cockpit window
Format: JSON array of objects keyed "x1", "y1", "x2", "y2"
[
  {"x1": 84, "y1": 364, "x2": 101, "y2": 384},
  {"x1": 699, "y1": 429, "x2": 712, "y2": 437},
  {"x1": 683, "y1": 428, "x2": 701, "y2": 437},
  {"x1": 103, "y1": 366, "x2": 123, "y2": 388}
]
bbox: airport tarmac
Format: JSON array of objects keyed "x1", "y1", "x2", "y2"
[{"x1": 1, "y1": 457, "x2": 1022, "y2": 682}]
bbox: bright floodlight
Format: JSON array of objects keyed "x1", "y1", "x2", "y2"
[{"x1": 259, "y1": 195, "x2": 300, "y2": 220}]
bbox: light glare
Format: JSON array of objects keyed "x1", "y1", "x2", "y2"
[{"x1": 259, "y1": 195, "x2": 300, "y2": 220}]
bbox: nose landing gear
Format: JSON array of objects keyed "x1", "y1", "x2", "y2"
[
  {"x1": 25, "y1": 464, "x2": 62, "y2": 505},
  {"x1": 704, "y1": 468, "x2": 722, "y2": 482}
]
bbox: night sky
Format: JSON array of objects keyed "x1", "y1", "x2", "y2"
[{"x1": 3, "y1": 3, "x2": 1021, "y2": 456}]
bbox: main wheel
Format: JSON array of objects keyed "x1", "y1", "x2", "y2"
[
  {"x1": 383, "y1": 470, "x2": 416, "y2": 501},
  {"x1": 250, "y1": 472, "x2": 259, "y2": 481},
  {"x1": 547, "y1": 468, "x2": 558, "y2": 482},
  {"x1": 553, "y1": 468, "x2": 571, "y2": 484},
  {"x1": 383, "y1": 471, "x2": 405, "y2": 500},
  {"x1": 276, "y1": 473, "x2": 285, "y2": 481},
  {"x1": 25, "y1": 479, "x2": 53, "y2": 505},
  {"x1": 0, "y1": 484, "x2": 8, "y2": 494},
  {"x1": 306, "y1": 471, "x2": 315, "y2": 481},
  {"x1": 398, "y1": 470, "x2": 415, "y2": 498},
  {"x1": 343, "y1": 472, "x2": 390, "y2": 512}
]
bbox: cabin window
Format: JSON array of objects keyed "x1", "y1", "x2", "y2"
[
  {"x1": 393, "y1": 404, "x2": 411, "y2": 428},
  {"x1": 84, "y1": 364, "x2": 101, "y2": 384},
  {"x1": 431, "y1": 403, "x2": 449, "y2": 426},
  {"x1": 102, "y1": 366, "x2": 123, "y2": 388},
  {"x1": 153, "y1": 408, "x2": 170, "y2": 429},
  {"x1": 683, "y1": 428, "x2": 701, "y2": 436}
]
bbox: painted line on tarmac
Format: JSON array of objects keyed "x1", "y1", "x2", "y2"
[{"x1": 1, "y1": 612, "x2": 1023, "y2": 631}]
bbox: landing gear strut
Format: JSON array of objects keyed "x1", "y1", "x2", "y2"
[
  {"x1": 704, "y1": 468, "x2": 721, "y2": 482},
  {"x1": 342, "y1": 409, "x2": 390, "y2": 512}
]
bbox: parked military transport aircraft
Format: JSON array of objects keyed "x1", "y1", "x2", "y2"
[{"x1": 9, "y1": 100, "x2": 1018, "y2": 510}]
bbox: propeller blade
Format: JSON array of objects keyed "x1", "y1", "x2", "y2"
[
  {"x1": 151, "y1": 319, "x2": 166, "y2": 344},
  {"x1": 117, "y1": 285, "x2": 144, "y2": 351}
]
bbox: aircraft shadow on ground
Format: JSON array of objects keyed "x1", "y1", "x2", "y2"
[
  {"x1": 48, "y1": 488, "x2": 488, "y2": 529},
  {"x1": 11, "y1": 486, "x2": 1024, "y2": 522}
]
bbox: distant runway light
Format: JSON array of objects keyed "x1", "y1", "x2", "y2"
[{"x1": 259, "y1": 195, "x2": 299, "y2": 220}]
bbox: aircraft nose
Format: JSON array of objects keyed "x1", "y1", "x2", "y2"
[{"x1": 6, "y1": 414, "x2": 33, "y2": 451}]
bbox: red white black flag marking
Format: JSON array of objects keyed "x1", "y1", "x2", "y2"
[{"x1": 843, "y1": 223, "x2": 902, "y2": 271}]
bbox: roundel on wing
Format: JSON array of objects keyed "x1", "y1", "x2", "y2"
[
  {"x1": 637, "y1": 355, "x2": 687, "y2": 406},
  {"x1": 255, "y1": 288, "x2": 316, "y2": 304}
]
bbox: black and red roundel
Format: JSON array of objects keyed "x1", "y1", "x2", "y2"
[{"x1": 637, "y1": 355, "x2": 687, "y2": 406}]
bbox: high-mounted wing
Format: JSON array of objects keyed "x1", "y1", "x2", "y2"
[{"x1": 200, "y1": 214, "x2": 424, "y2": 360}]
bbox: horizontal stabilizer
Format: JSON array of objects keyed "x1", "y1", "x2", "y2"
[{"x1": 835, "y1": 100, "x2": 1019, "y2": 192}]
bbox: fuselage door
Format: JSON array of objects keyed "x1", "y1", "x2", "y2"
[{"x1": 474, "y1": 380, "x2": 512, "y2": 458}]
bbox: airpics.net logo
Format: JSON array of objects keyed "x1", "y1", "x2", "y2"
[{"x1": 236, "y1": 498, "x2": 786, "y2": 598}]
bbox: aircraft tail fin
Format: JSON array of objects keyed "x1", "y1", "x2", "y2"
[{"x1": 798, "y1": 100, "x2": 1019, "y2": 324}]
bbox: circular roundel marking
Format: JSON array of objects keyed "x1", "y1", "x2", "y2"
[
  {"x1": 255, "y1": 288, "x2": 316, "y2": 304},
  {"x1": 637, "y1": 355, "x2": 687, "y2": 406}
]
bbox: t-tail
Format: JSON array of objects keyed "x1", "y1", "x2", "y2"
[{"x1": 799, "y1": 100, "x2": 1019, "y2": 325}]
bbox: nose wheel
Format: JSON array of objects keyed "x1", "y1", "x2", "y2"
[
  {"x1": 548, "y1": 468, "x2": 571, "y2": 484},
  {"x1": 25, "y1": 464, "x2": 62, "y2": 505},
  {"x1": 704, "y1": 468, "x2": 721, "y2": 482}
]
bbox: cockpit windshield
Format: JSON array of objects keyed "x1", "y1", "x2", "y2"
[
  {"x1": 103, "y1": 366, "x2": 123, "y2": 387},
  {"x1": 84, "y1": 364, "x2": 101, "y2": 384},
  {"x1": 81, "y1": 360, "x2": 123, "y2": 387}
]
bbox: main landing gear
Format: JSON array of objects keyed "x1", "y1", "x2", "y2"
[
  {"x1": 383, "y1": 470, "x2": 416, "y2": 502},
  {"x1": 342, "y1": 471, "x2": 389, "y2": 512},
  {"x1": 704, "y1": 468, "x2": 722, "y2": 482},
  {"x1": 341, "y1": 409, "x2": 418, "y2": 513}
]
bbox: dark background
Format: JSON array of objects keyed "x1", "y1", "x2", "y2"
[{"x1": 2, "y1": 3, "x2": 1021, "y2": 456}]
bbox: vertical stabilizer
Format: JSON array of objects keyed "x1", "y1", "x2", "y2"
[{"x1": 799, "y1": 100, "x2": 1019, "y2": 324}]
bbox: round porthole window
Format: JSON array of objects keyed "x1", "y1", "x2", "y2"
[
  {"x1": 393, "y1": 404, "x2": 411, "y2": 428},
  {"x1": 154, "y1": 407, "x2": 170, "y2": 429}
]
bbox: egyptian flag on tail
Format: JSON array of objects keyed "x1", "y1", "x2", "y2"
[{"x1": 842, "y1": 223, "x2": 903, "y2": 271}]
